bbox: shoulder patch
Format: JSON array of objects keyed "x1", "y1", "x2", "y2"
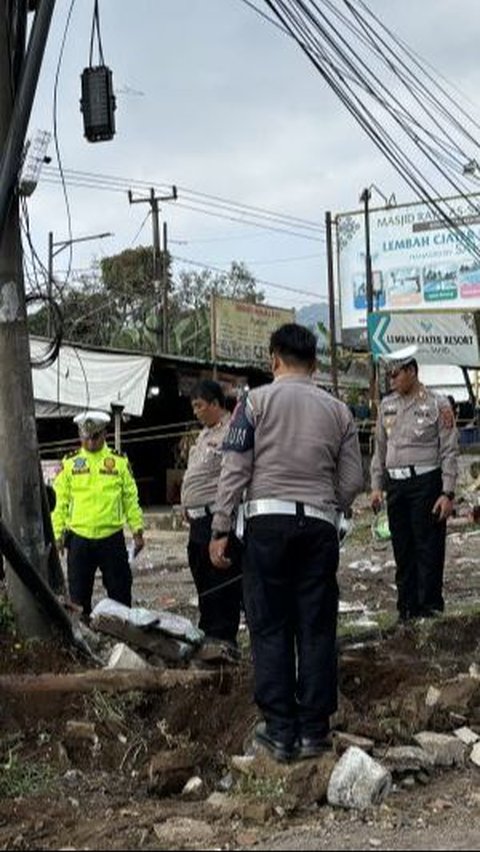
[
  {"x1": 223, "y1": 399, "x2": 255, "y2": 453},
  {"x1": 439, "y1": 405, "x2": 455, "y2": 429}
]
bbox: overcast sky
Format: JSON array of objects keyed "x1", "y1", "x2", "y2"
[{"x1": 25, "y1": 0, "x2": 480, "y2": 310}]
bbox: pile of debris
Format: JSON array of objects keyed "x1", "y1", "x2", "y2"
[{"x1": 90, "y1": 598, "x2": 239, "y2": 669}]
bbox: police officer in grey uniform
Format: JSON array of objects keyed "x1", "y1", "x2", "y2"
[
  {"x1": 181, "y1": 380, "x2": 242, "y2": 654},
  {"x1": 209, "y1": 324, "x2": 364, "y2": 762},
  {"x1": 370, "y1": 346, "x2": 459, "y2": 622}
]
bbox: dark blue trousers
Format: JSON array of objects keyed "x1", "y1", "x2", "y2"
[
  {"x1": 386, "y1": 468, "x2": 446, "y2": 618},
  {"x1": 188, "y1": 516, "x2": 242, "y2": 644},
  {"x1": 243, "y1": 514, "x2": 339, "y2": 745},
  {"x1": 67, "y1": 530, "x2": 132, "y2": 617}
]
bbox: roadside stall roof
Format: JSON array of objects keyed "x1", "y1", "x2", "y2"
[{"x1": 31, "y1": 337, "x2": 152, "y2": 418}]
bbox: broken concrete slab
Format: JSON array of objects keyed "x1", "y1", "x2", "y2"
[
  {"x1": 414, "y1": 731, "x2": 467, "y2": 766},
  {"x1": 106, "y1": 642, "x2": 149, "y2": 670},
  {"x1": 375, "y1": 745, "x2": 434, "y2": 774},
  {"x1": 327, "y1": 746, "x2": 392, "y2": 810}
]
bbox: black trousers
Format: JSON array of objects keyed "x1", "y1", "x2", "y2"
[
  {"x1": 188, "y1": 516, "x2": 242, "y2": 644},
  {"x1": 386, "y1": 468, "x2": 446, "y2": 618},
  {"x1": 67, "y1": 530, "x2": 132, "y2": 617},
  {"x1": 243, "y1": 513, "x2": 339, "y2": 745}
]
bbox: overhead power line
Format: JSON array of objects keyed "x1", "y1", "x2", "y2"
[
  {"x1": 261, "y1": 0, "x2": 480, "y2": 264},
  {"x1": 40, "y1": 165, "x2": 325, "y2": 232},
  {"x1": 172, "y1": 254, "x2": 325, "y2": 299}
]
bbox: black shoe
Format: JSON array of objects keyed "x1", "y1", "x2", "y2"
[
  {"x1": 297, "y1": 735, "x2": 333, "y2": 760},
  {"x1": 417, "y1": 608, "x2": 442, "y2": 619},
  {"x1": 195, "y1": 638, "x2": 240, "y2": 665},
  {"x1": 254, "y1": 722, "x2": 297, "y2": 763},
  {"x1": 397, "y1": 610, "x2": 418, "y2": 623}
]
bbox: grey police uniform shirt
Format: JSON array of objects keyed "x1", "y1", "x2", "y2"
[
  {"x1": 181, "y1": 412, "x2": 231, "y2": 509},
  {"x1": 370, "y1": 384, "x2": 459, "y2": 493},
  {"x1": 212, "y1": 374, "x2": 364, "y2": 535}
]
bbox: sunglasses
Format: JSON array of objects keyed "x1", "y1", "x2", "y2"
[{"x1": 387, "y1": 362, "x2": 414, "y2": 379}]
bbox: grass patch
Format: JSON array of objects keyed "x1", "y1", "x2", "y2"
[
  {"x1": 237, "y1": 774, "x2": 286, "y2": 799},
  {"x1": 0, "y1": 750, "x2": 54, "y2": 798}
]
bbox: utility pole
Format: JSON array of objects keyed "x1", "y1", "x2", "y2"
[
  {"x1": 128, "y1": 187, "x2": 177, "y2": 353},
  {"x1": 325, "y1": 211, "x2": 339, "y2": 398},
  {"x1": 360, "y1": 187, "x2": 377, "y2": 417},
  {"x1": 162, "y1": 221, "x2": 169, "y2": 352},
  {"x1": 0, "y1": 0, "x2": 55, "y2": 637}
]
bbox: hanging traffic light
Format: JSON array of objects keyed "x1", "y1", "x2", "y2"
[{"x1": 80, "y1": 65, "x2": 116, "y2": 143}]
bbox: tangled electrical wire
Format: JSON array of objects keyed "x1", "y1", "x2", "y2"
[
  {"x1": 261, "y1": 0, "x2": 480, "y2": 262},
  {"x1": 26, "y1": 294, "x2": 63, "y2": 369}
]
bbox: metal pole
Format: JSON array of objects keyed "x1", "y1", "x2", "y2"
[
  {"x1": 47, "y1": 229, "x2": 53, "y2": 336},
  {"x1": 361, "y1": 188, "x2": 374, "y2": 316},
  {"x1": 150, "y1": 193, "x2": 162, "y2": 353},
  {"x1": 325, "y1": 211, "x2": 339, "y2": 398},
  {"x1": 162, "y1": 221, "x2": 168, "y2": 353},
  {"x1": 210, "y1": 291, "x2": 218, "y2": 380},
  {"x1": 360, "y1": 187, "x2": 376, "y2": 416},
  {"x1": 461, "y1": 366, "x2": 476, "y2": 416},
  {"x1": 111, "y1": 405, "x2": 124, "y2": 452},
  {"x1": 128, "y1": 187, "x2": 176, "y2": 355},
  {"x1": 0, "y1": 0, "x2": 56, "y2": 243}
]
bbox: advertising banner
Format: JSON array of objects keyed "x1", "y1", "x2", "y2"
[
  {"x1": 367, "y1": 310, "x2": 480, "y2": 367},
  {"x1": 336, "y1": 195, "x2": 480, "y2": 332},
  {"x1": 212, "y1": 295, "x2": 295, "y2": 366}
]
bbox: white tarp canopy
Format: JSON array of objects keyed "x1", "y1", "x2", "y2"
[
  {"x1": 31, "y1": 338, "x2": 152, "y2": 418},
  {"x1": 418, "y1": 365, "x2": 477, "y2": 403}
]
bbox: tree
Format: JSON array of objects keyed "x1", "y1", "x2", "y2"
[
  {"x1": 169, "y1": 262, "x2": 264, "y2": 358},
  {"x1": 33, "y1": 249, "x2": 264, "y2": 358},
  {"x1": 100, "y1": 246, "x2": 172, "y2": 349}
]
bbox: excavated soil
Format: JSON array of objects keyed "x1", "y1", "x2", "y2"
[{"x1": 0, "y1": 506, "x2": 479, "y2": 850}]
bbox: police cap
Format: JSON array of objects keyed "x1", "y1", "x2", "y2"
[
  {"x1": 74, "y1": 410, "x2": 110, "y2": 438},
  {"x1": 379, "y1": 344, "x2": 418, "y2": 372}
]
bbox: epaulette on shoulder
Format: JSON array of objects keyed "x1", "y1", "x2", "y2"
[
  {"x1": 65, "y1": 448, "x2": 80, "y2": 459},
  {"x1": 111, "y1": 448, "x2": 127, "y2": 458}
]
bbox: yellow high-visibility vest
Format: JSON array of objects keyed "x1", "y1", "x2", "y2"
[{"x1": 52, "y1": 444, "x2": 143, "y2": 540}]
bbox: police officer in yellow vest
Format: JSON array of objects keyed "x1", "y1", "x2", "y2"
[{"x1": 52, "y1": 411, "x2": 144, "y2": 617}]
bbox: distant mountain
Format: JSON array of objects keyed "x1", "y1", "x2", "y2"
[
  {"x1": 296, "y1": 302, "x2": 329, "y2": 330},
  {"x1": 296, "y1": 302, "x2": 330, "y2": 349}
]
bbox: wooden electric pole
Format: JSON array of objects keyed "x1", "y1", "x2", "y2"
[
  {"x1": 0, "y1": 0, "x2": 55, "y2": 637},
  {"x1": 128, "y1": 186, "x2": 177, "y2": 353}
]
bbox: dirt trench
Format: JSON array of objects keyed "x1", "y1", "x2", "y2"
[{"x1": 1, "y1": 605, "x2": 480, "y2": 849}]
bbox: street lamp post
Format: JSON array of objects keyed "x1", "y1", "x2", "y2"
[{"x1": 47, "y1": 230, "x2": 113, "y2": 335}]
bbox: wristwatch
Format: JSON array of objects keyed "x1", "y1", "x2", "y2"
[
  {"x1": 211, "y1": 530, "x2": 228, "y2": 540},
  {"x1": 441, "y1": 491, "x2": 455, "y2": 500}
]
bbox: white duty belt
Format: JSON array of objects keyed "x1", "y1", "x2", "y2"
[
  {"x1": 244, "y1": 498, "x2": 339, "y2": 529},
  {"x1": 387, "y1": 464, "x2": 439, "y2": 480},
  {"x1": 186, "y1": 505, "x2": 215, "y2": 519}
]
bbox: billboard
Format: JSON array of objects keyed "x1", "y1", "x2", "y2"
[
  {"x1": 336, "y1": 195, "x2": 480, "y2": 335},
  {"x1": 212, "y1": 295, "x2": 295, "y2": 366},
  {"x1": 368, "y1": 310, "x2": 480, "y2": 367}
]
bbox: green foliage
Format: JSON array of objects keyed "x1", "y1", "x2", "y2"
[
  {"x1": 39, "y1": 247, "x2": 264, "y2": 357},
  {"x1": 0, "y1": 749, "x2": 54, "y2": 798},
  {"x1": 237, "y1": 774, "x2": 286, "y2": 799},
  {"x1": 0, "y1": 595, "x2": 15, "y2": 634},
  {"x1": 169, "y1": 262, "x2": 264, "y2": 358}
]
